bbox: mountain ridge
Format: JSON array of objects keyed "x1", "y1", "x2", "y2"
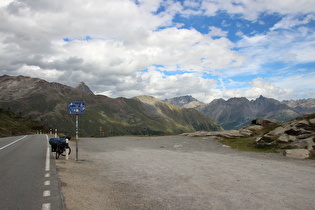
[
  {"x1": 0, "y1": 75, "x2": 222, "y2": 136},
  {"x1": 164, "y1": 95, "x2": 314, "y2": 129}
]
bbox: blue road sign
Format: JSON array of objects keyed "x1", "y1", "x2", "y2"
[{"x1": 68, "y1": 102, "x2": 85, "y2": 114}]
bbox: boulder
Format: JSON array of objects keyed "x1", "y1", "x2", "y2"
[
  {"x1": 268, "y1": 126, "x2": 287, "y2": 137},
  {"x1": 295, "y1": 120, "x2": 312, "y2": 129},
  {"x1": 251, "y1": 118, "x2": 278, "y2": 128},
  {"x1": 216, "y1": 130, "x2": 244, "y2": 138},
  {"x1": 277, "y1": 133, "x2": 293, "y2": 143},
  {"x1": 291, "y1": 137, "x2": 315, "y2": 150},
  {"x1": 285, "y1": 127, "x2": 302, "y2": 136},
  {"x1": 239, "y1": 128, "x2": 253, "y2": 137},
  {"x1": 283, "y1": 149, "x2": 310, "y2": 159},
  {"x1": 246, "y1": 125, "x2": 265, "y2": 135}
]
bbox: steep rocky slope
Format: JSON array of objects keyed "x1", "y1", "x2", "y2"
[
  {"x1": 282, "y1": 98, "x2": 315, "y2": 114},
  {"x1": 165, "y1": 95, "x2": 304, "y2": 129}
]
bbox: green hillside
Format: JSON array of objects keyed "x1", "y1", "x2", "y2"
[
  {"x1": 0, "y1": 108, "x2": 47, "y2": 137},
  {"x1": 0, "y1": 75, "x2": 222, "y2": 137}
]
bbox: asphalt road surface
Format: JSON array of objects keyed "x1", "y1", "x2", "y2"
[
  {"x1": 0, "y1": 134, "x2": 65, "y2": 210},
  {"x1": 57, "y1": 136, "x2": 315, "y2": 210}
]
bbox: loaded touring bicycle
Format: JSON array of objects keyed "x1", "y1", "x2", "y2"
[{"x1": 49, "y1": 137, "x2": 71, "y2": 159}]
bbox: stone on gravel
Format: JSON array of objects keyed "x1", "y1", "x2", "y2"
[{"x1": 283, "y1": 149, "x2": 310, "y2": 159}]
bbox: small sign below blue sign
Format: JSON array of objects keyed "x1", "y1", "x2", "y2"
[{"x1": 68, "y1": 102, "x2": 85, "y2": 114}]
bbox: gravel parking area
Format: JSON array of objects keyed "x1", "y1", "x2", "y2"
[{"x1": 55, "y1": 136, "x2": 315, "y2": 210}]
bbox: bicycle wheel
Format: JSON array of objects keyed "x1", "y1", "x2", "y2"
[
  {"x1": 67, "y1": 146, "x2": 71, "y2": 155},
  {"x1": 56, "y1": 147, "x2": 60, "y2": 159}
]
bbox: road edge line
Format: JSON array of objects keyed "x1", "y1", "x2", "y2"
[{"x1": 0, "y1": 135, "x2": 27, "y2": 151}]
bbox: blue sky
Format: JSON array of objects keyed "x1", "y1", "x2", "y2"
[{"x1": 0, "y1": 0, "x2": 314, "y2": 102}]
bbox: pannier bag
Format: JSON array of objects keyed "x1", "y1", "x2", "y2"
[{"x1": 49, "y1": 138, "x2": 66, "y2": 152}]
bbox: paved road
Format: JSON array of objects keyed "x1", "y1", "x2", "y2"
[{"x1": 0, "y1": 134, "x2": 65, "y2": 210}]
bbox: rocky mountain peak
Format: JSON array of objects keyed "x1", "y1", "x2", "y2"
[
  {"x1": 163, "y1": 95, "x2": 205, "y2": 108},
  {"x1": 75, "y1": 81, "x2": 94, "y2": 95},
  {"x1": 133, "y1": 95, "x2": 160, "y2": 105}
]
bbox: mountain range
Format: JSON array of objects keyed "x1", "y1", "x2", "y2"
[
  {"x1": 0, "y1": 75, "x2": 222, "y2": 136},
  {"x1": 1, "y1": 75, "x2": 314, "y2": 135},
  {"x1": 164, "y1": 95, "x2": 315, "y2": 129}
]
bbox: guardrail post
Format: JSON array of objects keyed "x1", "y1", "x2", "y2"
[{"x1": 66, "y1": 138, "x2": 69, "y2": 160}]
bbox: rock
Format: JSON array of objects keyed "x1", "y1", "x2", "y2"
[
  {"x1": 291, "y1": 138, "x2": 313, "y2": 149},
  {"x1": 295, "y1": 120, "x2": 311, "y2": 129},
  {"x1": 255, "y1": 137, "x2": 262, "y2": 143},
  {"x1": 251, "y1": 118, "x2": 278, "y2": 128},
  {"x1": 239, "y1": 128, "x2": 253, "y2": 137},
  {"x1": 277, "y1": 134, "x2": 292, "y2": 143},
  {"x1": 283, "y1": 149, "x2": 310, "y2": 159},
  {"x1": 222, "y1": 144, "x2": 230, "y2": 148},
  {"x1": 181, "y1": 114, "x2": 315, "y2": 153},
  {"x1": 268, "y1": 126, "x2": 287, "y2": 137},
  {"x1": 260, "y1": 135, "x2": 276, "y2": 143},
  {"x1": 246, "y1": 125, "x2": 265, "y2": 135},
  {"x1": 216, "y1": 130, "x2": 243, "y2": 138},
  {"x1": 285, "y1": 128, "x2": 302, "y2": 136},
  {"x1": 187, "y1": 132, "x2": 207, "y2": 137}
]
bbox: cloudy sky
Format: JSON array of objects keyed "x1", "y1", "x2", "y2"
[{"x1": 0, "y1": 0, "x2": 314, "y2": 102}]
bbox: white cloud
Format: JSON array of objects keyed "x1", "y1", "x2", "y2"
[
  {"x1": 199, "y1": 0, "x2": 315, "y2": 21},
  {"x1": 236, "y1": 22, "x2": 315, "y2": 70},
  {"x1": 271, "y1": 14, "x2": 315, "y2": 31},
  {"x1": 96, "y1": 69, "x2": 217, "y2": 100},
  {"x1": 208, "y1": 26, "x2": 228, "y2": 37},
  {"x1": 207, "y1": 77, "x2": 294, "y2": 101},
  {"x1": 0, "y1": 0, "x2": 314, "y2": 102}
]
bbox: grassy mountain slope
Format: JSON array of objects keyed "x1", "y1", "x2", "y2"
[
  {"x1": 0, "y1": 108, "x2": 46, "y2": 137},
  {"x1": 0, "y1": 75, "x2": 222, "y2": 136}
]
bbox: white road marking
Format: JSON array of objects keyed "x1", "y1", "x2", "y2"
[
  {"x1": 43, "y1": 135, "x2": 51, "y2": 210},
  {"x1": 45, "y1": 135, "x2": 50, "y2": 172},
  {"x1": 42, "y1": 203, "x2": 51, "y2": 210},
  {"x1": 0, "y1": 135, "x2": 27, "y2": 151},
  {"x1": 43, "y1": 190, "x2": 51, "y2": 197}
]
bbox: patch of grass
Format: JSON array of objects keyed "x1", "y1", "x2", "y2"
[
  {"x1": 218, "y1": 137, "x2": 278, "y2": 153},
  {"x1": 0, "y1": 108, "x2": 47, "y2": 137},
  {"x1": 309, "y1": 150, "x2": 315, "y2": 160}
]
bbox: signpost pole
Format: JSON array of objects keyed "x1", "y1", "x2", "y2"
[
  {"x1": 68, "y1": 102, "x2": 85, "y2": 162},
  {"x1": 75, "y1": 114, "x2": 79, "y2": 161}
]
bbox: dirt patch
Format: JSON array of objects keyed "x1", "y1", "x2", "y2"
[{"x1": 56, "y1": 136, "x2": 315, "y2": 210}]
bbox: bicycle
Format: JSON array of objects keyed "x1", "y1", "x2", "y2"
[
  {"x1": 49, "y1": 137, "x2": 71, "y2": 159},
  {"x1": 55, "y1": 141, "x2": 71, "y2": 159}
]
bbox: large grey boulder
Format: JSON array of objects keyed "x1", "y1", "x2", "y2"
[
  {"x1": 291, "y1": 137, "x2": 315, "y2": 150},
  {"x1": 283, "y1": 149, "x2": 310, "y2": 159}
]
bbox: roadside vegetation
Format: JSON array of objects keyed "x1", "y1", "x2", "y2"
[
  {"x1": 218, "y1": 137, "x2": 278, "y2": 153},
  {"x1": 0, "y1": 108, "x2": 47, "y2": 137}
]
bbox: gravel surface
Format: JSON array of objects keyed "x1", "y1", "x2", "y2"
[{"x1": 55, "y1": 136, "x2": 315, "y2": 210}]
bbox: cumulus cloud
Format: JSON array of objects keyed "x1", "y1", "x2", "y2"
[
  {"x1": 199, "y1": 0, "x2": 315, "y2": 20},
  {"x1": 271, "y1": 14, "x2": 315, "y2": 31},
  {"x1": 208, "y1": 26, "x2": 228, "y2": 37},
  {"x1": 0, "y1": 0, "x2": 314, "y2": 102}
]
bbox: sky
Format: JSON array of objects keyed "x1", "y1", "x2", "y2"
[{"x1": 0, "y1": 0, "x2": 315, "y2": 103}]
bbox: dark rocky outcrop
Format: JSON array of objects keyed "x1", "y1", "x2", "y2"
[{"x1": 75, "y1": 81, "x2": 94, "y2": 95}]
